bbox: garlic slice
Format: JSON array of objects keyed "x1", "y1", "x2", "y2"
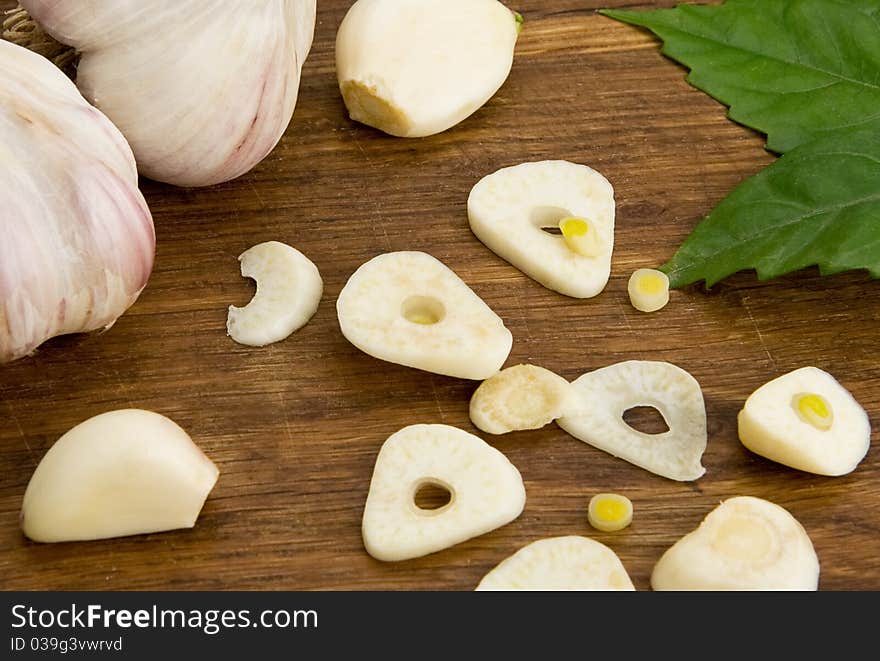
[
  {"x1": 336, "y1": 251, "x2": 513, "y2": 380},
  {"x1": 470, "y1": 364, "x2": 576, "y2": 434},
  {"x1": 227, "y1": 241, "x2": 322, "y2": 347},
  {"x1": 336, "y1": 0, "x2": 519, "y2": 137},
  {"x1": 557, "y1": 361, "x2": 708, "y2": 481},
  {"x1": 738, "y1": 367, "x2": 870, "y2": 476},
  {"x1": 651, "y1": 497, "x2": 819, "y2": 591},
  {"x1": 0, "y1": 40, "x2": 154, "y2": 363},
  {"x1": 468, "y1": 161, "x2": 616, "y2": 298},
  {"x1": 476, "y1": 536, "x2": 635, "y2": 591},
  {"x1": 21, "y1": 410, "x2": 219, "y2": 543},
  {"x1": 362, "y1": 424, "x2": 526, "y2": 562},
  {"x1": 19, "y1": 0, "x2": 317, "y2": 187}
]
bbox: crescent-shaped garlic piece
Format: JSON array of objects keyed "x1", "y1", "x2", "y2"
[
  {"x1": 336, "y1": 0, "x2": 520, "y2": 137},
  {"x1": 0, "y1": 40, "x2": 154, "y2": 363},
  {"x1": 21, "y1": 410, "x2": 219, "y2": 543},
  {"x1": 557, "y1": 361, "x2": 707, "y2": 481},
  {"x1": 476, "y1": 536, "x2": 635, "y2": 591},
  {"x1": 652, "y1": 497, "x2": 819, "y2": 591},
  {"x1": 470, "y1": 364, "x2": 576, "y2": 434},
  {"x1": 468, "y1": 161, "x2": 616, "y2": 298},
  {"x1": 227, "y1": 241, "x2": 322, "y2": 347},
  {"x1": 362, "y1": 424, "x2": 526, "y2": 562},
  {"x1": 20, "y1": 0, "x2": 317, "y2": 187}
]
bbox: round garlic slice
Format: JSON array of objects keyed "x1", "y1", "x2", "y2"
[
  {"x1": 652, "y1": 497, "x2": 820, "y2": 591},
  {"x1": 336, "y1": 0, "x2": 520, "y2": 137},
  {"x1": 476, "y1": 536, "x2": 635, "y2": 591},
  {"x1": 557, "y1": 361, "x2": 707, "y2": 481},
  {"x1": 628, "y1": 268, "x2": 670, "y2": 313},
  {"x1": 470, "y1": 364, "x2": 576, "y2": 434},
  {"x1": 738, "y1": 367, "x2": 870, "y2": 476},
  {"x1": 227, "y1": 241, "x2": 323, "y2": 347},
  {"x1": 362, "y1": 424, "x2": 526, "y2": 562},
  {"x1": 336, "y1": 251, "x2": 512, "y2": 380},
  {"x1": 468, "y1": 161, "x2": 615, "y2": 298}
]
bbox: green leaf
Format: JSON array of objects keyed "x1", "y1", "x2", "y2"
[
  {"x1": 660, "y1": 128, "x2": 880, "y2": 287},
  {"x1": 602, "y1": 0, "x2": 880, "y2": 154}
]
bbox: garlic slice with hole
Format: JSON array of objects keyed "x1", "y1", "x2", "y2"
[
  {"x1": 557, "y1": 361, "x2": 707, "y2": 481},
  {"x1": 336, "y1": 0, "x2": 520, "y2": 137},
  {"x1": 19, "y1": 0, "x2": 316, "y2": 187},
  {"x1": 0, "y1": 40, "x2": 154, "y2": 364},
  {"x1": 336, "y1": 251, "x2": 513, "y2": 380},
  {"x1": 470, "y1": 364, "x2": 576, "y2": 434},
  {"x1": 21, "y1": 410, "x2": 219, "y2": 543},
  {"x1": 362, "y1": 424, "x2": 526, "y2": 562},
  {"x1": 651, "y1": 497, "x2": 819, "y2": 591},
  {"x1": 738, "y1": 367, "x2": 870, "y2": 476},
  {"x1": 227, "y1": 241, "x2": 322, "y2": 347},
  {"x1": 476, "y1": 536, "x2": 635, "y2": 591},
  {"x1": 468, "y1": 161, "x2": 616, "y2": 298}
]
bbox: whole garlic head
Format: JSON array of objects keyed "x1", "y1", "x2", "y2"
[
  {"x1": 19, "y1": 0, "x2": 317, "y2": 187},
  {"x1": 0, "y1": 40, "x2": 155, "y2": 363}
]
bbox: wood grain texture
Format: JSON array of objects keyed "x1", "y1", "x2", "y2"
[{"x1": 1, "y1": 0, "x2": 878, "y2": 591}]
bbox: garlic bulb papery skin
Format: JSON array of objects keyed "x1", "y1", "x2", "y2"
[
  {"x1": 0, "y1": 40, "x2": 155, "y2": 364},
  {"x1": 19, "y1": 0, "x2": 317, "y2": 187}
]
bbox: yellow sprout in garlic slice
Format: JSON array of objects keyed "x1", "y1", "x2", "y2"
[
  {"x1": 588, "y1": 493, "x2": 633, "y2": 532},
  {"x1": 792, "y1": 393, "x2": 834, "y2": 431},
  {"x1": 628, "y1": 268, "x2": 670, "y2": 313},
  {"x1": 559, "y1": 216, "x2": 602, "y2": 257}
]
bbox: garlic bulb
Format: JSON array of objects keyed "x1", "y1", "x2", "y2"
[
  {"x1": 19, "y1": 0, "x2": 317, "y2": 187},
  {"x1": 0, "y1": 40, "x2": 155, "y2": 363}
]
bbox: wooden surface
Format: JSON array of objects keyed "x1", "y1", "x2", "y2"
[{"x1": 1, "y1": 0, "x2": 878, "y2": 591}]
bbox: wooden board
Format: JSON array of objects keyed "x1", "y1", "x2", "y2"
[{"x1": 1, "y1": 0, "x2": 878, "y2": 591}]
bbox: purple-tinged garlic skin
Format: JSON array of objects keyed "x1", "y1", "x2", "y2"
[
  {"x1": 20, "y1": 0, "x2": 317, "y2": 188},
  {"x1": 0, "y1": 40, "x2": 155, "y2": 364}
]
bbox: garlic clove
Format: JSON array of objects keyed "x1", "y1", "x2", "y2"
[
  {"x1": 21, "y1": 410, "x2": 219, "y2": 543},
  {"x1": 227, "y1": 241, "x2": 323, "y2": 347},
  {"x1": 336, "y1": 0, "x2": 520, "y2": 137},
  {"x1": 476, "y1": 536, "x2": 635, "y2": 591},
  {"x1": 557, "y1": 361, "x2": 708, "y2": 481},
  {"x1": 470, "y1": 364, "x2": 577, "y2": 434},
  {"x1": 651, "y1": 496, "x2": 820, "y2": 591},
  {"x1": 19, "y1": 0, "x2": 317, "y2": 187},
  {"x1": 468, "y1": 161, "x2": 616, "y2": 298},
  {"x1": 336, "y1": 251, "x2": 513, "y2": 380},
  {"x1": 362, "y1": 424, "x2": 526, "y2": 562},
  {"x1": 0, "y1": 40, "x2": 154, "y2": 363}
]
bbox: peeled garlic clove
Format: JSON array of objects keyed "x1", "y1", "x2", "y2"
[
  {"x1": 336, "y1": 0, "x2": 519, "y2": 137},
  {"x1": 0, "y1": 40, "x2": 154, "y2": 364},
  {"x1": 651, "y1": 496, "x2": 820, "y2": 591},
  {"x1": 558, "y1": 361, "x2": 707, "y2": 481},
  {"x1": 21, "y1": 410, "x2": 219, "y2": 543},
  {"x1": 362, "y1": 424, "x2": 526, "y2": 562},
  {"x1": 227, "y1": 241, "x2": 322, "y2": 347},
  {"x1": 336, "y1": 251, "x2": 513, "y2": 380},
  {"x1": 476, "y1": 536, "x2": 635, "y2": 591},
  {"x1": 20, "y1": 0, "x2": 317, "y2": 187},
  {"x1": 470, "y1": 364, "x2": 576, "y2": 434},
  {"x1": 738, "y1": 367, "x2": 870, "y2": 476},
  {"x1": 468, "y1": 161, "x2": 616, "y2": 298}
]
